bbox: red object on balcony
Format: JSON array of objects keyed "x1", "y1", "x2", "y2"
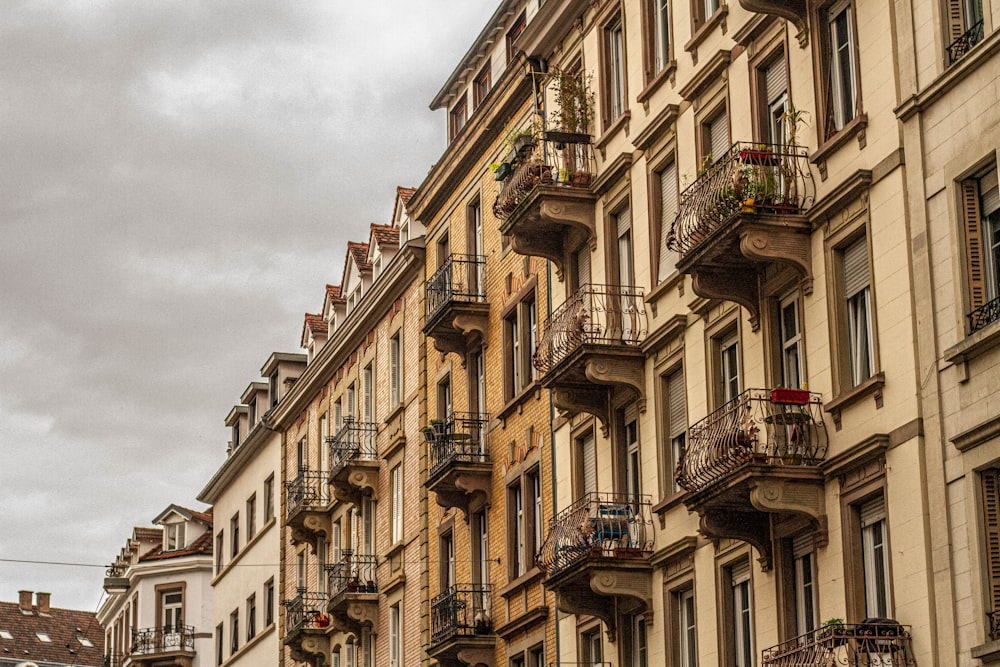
[
  {"x1": 739, "y1": 148, "x2": 780, "y2": 165},
  {"x1": 770, "y1": 388, "x2": 811, "y2": 405}
]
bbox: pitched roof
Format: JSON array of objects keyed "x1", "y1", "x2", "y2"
[
  {"x1": 0, "y1": 599, "x2": 104, "y2": 666},
  {"x1": 348, "y1": 241, "x2": 372, "y2": 271},
  {"x1": 139, "y1": 530, "x2": 214, "y2": 562},
  {"x1": 152, "y1": 504, "x2": 212, "y2": 526},
  {"x1": 326, "y1": 284, "x2": 344, "y2": 303},
  {"x1": 300, "y1": 312, "x2": 326, "y2": 347},
  {"x1": 391, "y1": 186, "x2": 416, "y2": 227},
  {"x1": 370, "y1": 224, "x2": 399, "y2": 249}
]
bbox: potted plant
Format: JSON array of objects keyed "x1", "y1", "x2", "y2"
[
  {"x1": 820, "y1": 618, "x2": 850, "y2": 646},
  {"x1": 548, "y1": 66, "x2": 595, "y2": 187},
  {"x1": 491, "y1": 161, "x2": 513, "y2": 181}
]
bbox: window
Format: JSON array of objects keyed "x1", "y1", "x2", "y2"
[
  {"x1": 624, "y1": 413, "x2": 641, "y2": 500},
  {"x1": 841, "y1": 236, "x2": 874, "y2": 387},
  {"x1": 469, "y1": 347, "x2": 486, "y2": 417},
  {"x1": 296, "y1": 551, "x2": 306, "y2": 590},
  {"x1": 390, "y1": 333, "x2": 402, "y2": 407},
  {"x1": 78, "y1": 637, "x2": 94, "y2": 647},
  {"x1": 603, "y1": 14, "x2": 627, "y2": 126},
  {"x1": 629, "y1": 614, "x2": 648, "y2": 667},
  {"x1": 701, "y1": 109, "x2": 730, "y2": 164},
  {"x1": 647, "y1": 0, "x2": 672, "y2": 74},
  {"x1": 296, "y1": 437, "x2": 307, "y2": 472},
  {"x1": 947, "y1": 0, "x2": 985, "y2": 63},
  {"x1": 246, "y1": 594, "x2": 256, "y2": 641},
  {"x1": 334, "y1": 399, "x2": 343, "y2": 432},
  {"x1": 506, "y1": 12, "x2": 526, "y2": 64},
  {"x1": 346, "y1": 383, "x2": 356, "y2": 421},
  {"x1": 694, "y1": 0, "x2": 721, "y2": 28},
  {"x1": 269, "y1": 371, "x2": 278, "y2": 407},
  {"x1": 0, "y1": 629, "x2": 12, "y2": 640},
  {"x1": 675, "y1": 587, "x2": 697, "y2": 667},
  {"x1": 391, "y1": 464, "x2": 403, "y2": 544},
  {"x1": 215, "y1": 532, "x2": 224, "y2": 574},
  {"x1": 662, "y1": 368, "x2": 687, "y2": 495},
  {"x1": 528, "y1": 645, "x2": 545, "y2": 667},
  {"x1": 215, "y1": 624, "x2": 223, "y2": 665},
  {"x1": 981, "y1": 468, "x2": 1000, "y2": 631},
  {"x1": 821, "y1": 0, "x2": 859, "y2": 138},
  {"x1": 793, "y1": 535, "x2": 818, "y2": 634},
  {"x1": 230, "y1": 512, "x2": 239, "y2": 558},
  {"x1": 162, "y1": 591, "x2": 182, "y2": 631},
  {"x1": 468, "y1": 198, "x2": 485, "y2": 294},
  {"x1": 582, "y1": 627, "x2": 603, "y2": 664},
  {"x1": 779, "y1": 293, "x2": 804, "y2": 389},
  {"x1": 577, "y1": 430, "x2": 598, "y2": 496},
  {"x1": 654, "y1": 157, "x2": 679, "y2": 283},
  {"x1": 264, "y1": 474, "x2": 274, "y2": 522},
  {"x1": 361, "y1": 628, "x2": 374, "y2": 667},
  {"x1": 509, "y1": 480, "x2": 527, "y2": 577},
  {"x1": 472, "y1": 509, "x2": 490, "y2": 586},
  {"x1": 961, "y1": 166, "x2": 1000, "y2": 332},
  {"x1": 504, "y1": 294, "x2": 537, "y2": 400},
  {"x1": 232, "y1": 420, "x2": 241, "y2": 449},
  {"x1": 614, "y1": 204, "x2": 635, "y2": 291},
  {"x1": 449, "y1": 96, "x2": 467, "y2": 141},
  {"x1": 346, "y1": 638, "x2": 356, "y2": 667},
  {"x1": 363, "y1": 363, "x2": 374, "y2": 421},
  {"x1": 317, "y1": 537, "x2": 327, "y2": 595},
  {"x1": 164, "y1": 522, "x2": 185, "y2": 551},
  {"x1": 389, "y1": 603, "x2": 402, "y2": 667},
  {"x1": 512, "y1": 655, "x2": 526, "y2": 667},
  {"x1": 531, "y1": 471, "x2": 543, "y2": 562},
  {"x1": 440, "y1": 531, "x2": 455, "y2": 589},
  {"x1": 321, "y1": 414, "x2": 330, "y2": 473},
  {"x1": 246, "y1": 494, "x2": 256, "y2": 542},
  {"x1": 265, "y1": 579, "x2": 275, "y2": 626},
  {"x1": 473, "y1": 65, "x2": 492, "y2": 108},
  {"x1": 860, "y1": 495, "x2": 892, "y2": 617},
  {"x1": 438, "y1": 376, "x2": 453, "y2": 421},
  {"x1": 715, "y1": 331, "x2": 741, "y2": 406},
  {"x1": 36, "y1": 633, "x2": 51, "y2": 642},
  {"x1": 726, "y1": 560, "x2": 754, "y2": 667},
  {"x1": 230, "y1": 609, "x2": 239, "y2": 654},
  {"x1": 757, "y1": 52, "x2": 789, "y2": 144}
]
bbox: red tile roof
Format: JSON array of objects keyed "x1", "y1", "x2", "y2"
[
  {"x1": 0, "y1": 598, "x2": 104, "y2": 666},
  {"x1": 370, "y1": 224, "x2": 399, "y2": 249},
  {"x1": 300, "y1": 312, "x2": 326, "y2": 348},
  {"x1": 391, "y1": 186, "x2": 416, "y2": 226},
  {"x1": 139, "y1": 530, "x2": 214, "y2": 562},
  {"x1": 348, "y1": 241, "x2": 372, "y2": 271},
  {"x1": 326, "y1": 284, "x2": 343, "y2": 302},
  {"x1": 175, "y1": 506, "x2": 212, "y2": 525}
]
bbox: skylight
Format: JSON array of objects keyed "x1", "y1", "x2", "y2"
[
  {"x1": 36, "y1": 633, "x2": 51, "y2": 642},
  {"x1": 78, "y1": 637, "x2": 94, "y2": 647},
  {"x1": 0, "y1": 630, "x2": 12, "y2": 639}
]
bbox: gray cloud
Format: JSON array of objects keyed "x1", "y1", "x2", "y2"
[{"x1": 0, "y1": 0, "x2": 498, "y2": 610}]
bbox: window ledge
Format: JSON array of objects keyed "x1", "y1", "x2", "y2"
[
  {"x1": 497, "y1": 381, "x2": 542, "y2": 421},
  {"x1": 596, "y1": 110, "x2": 631, "y2": 154},
  {"x1": 211, "y1": 517, "x2": 277, "y2": 585},
  {"x1": 652, "y1": 489, "x2": 687, "y2": 518},
  {"x1": 684, "y1": 5, "x2": 729, "y2": 56},
  {"x1": 383, "y1": 400, "x2": 406, "y2": 426},
  {"x1": 972, "y1": 637, "x2": 1000, "y2": 664},
  {"x1": 943, "y1": 317, "x2": 1000, "y2": 382},
  {"x1": 497, "y1": 566, "x2": 544, "y2": 599},
  {"x1": 637, "y1": 62, "x2": 677, "y2": 104},
  {"x1": 809, "y1": 113, "x2": 869, "y2": 174},
  {"x1": 824, "y1": 372, "x2": 885, "y2": 430},
  {"x1": 218, "y1": 623, "x2": 275, "y2": 667}
]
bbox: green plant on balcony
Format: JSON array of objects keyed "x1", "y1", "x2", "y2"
[{"x1": 548, "y1": 66, "x2": 594, "y2": 187}]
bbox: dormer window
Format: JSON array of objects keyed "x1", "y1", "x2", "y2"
[
  {"x1": 449, "y1": 97, "x2": 467, "y2": 141},
  {"x1": 165, "y1": 523, "x2": 186, "y2": 551},
  {"x1": 348, "y1": 285, "x2": 362, "y2": 313},
  {"x1": 247, "y1": 399, "x2": 256, "y2": 427},
  {"x1": 232, "y1": 423, "x2": 241, "y2": 449},
  {"x1": 269, "y1": 372, "x2": 279, "y2": 408},
  {"x1": 400, "y1": 218, "x2": 410, "y2": 244}
]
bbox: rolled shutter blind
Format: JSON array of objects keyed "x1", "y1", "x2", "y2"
[
  {"x1": 962, "y1": 179, "x2": 986, "y2": 310},
  {"x1": 730, "y1": 559, "x2": 751, "y2": 584},
  {"x1": 710, "y1": 114, "x2": 730, "y2": 162},
  {"x1": 658, "y1": 160, "x2": 679, "y2": 282},
  {"x1": 980, "y1": 169, "x2": 999, "y2": 216},
  {"x1": 668, "y1": 370, "x2": 686, "y2": 438},
  {"x1": 617, "y1": 206, "x2": 632, "y2": 237},
  {"x1": 792, "y1": 532, "x2": 814, "y2": 558},
  {"x1": 859, "y1": 495, "x2": 886, "y2": 527},
  {"x1": 842, "y1": 237, "x2": 870, "y2": 298},
  {"x1": 576, "y1": 248, "x2": 591, "y2": 288},
  {"x1": 765, "y1": 58, "x2": 787, "y2": 105},
  {"x1": 582, "y1": 433, "x2": 597, "y2": 494}
]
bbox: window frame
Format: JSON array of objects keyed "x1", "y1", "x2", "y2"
[
  {"x1": 649, "y1": 148, "x2": 680, "y2": 285},
  {"x1": 449, "y1": 95, "x2": 468, "y2": 142},
  {"x1": 473, "y1": 64, "x2": 492, "y2": 109},
  {"x1": 600, "y1": 9, "x2": 628, "y2": 130},
  {"x1": 503, "y1": 290, "x2": 537, "y2": 403},
  {"x1": 246, "y1": 593, "x2": 256, "y2": 642},
  {"x1": 389, "y1": 331, "x2": 403, "y2": 408},
  {"x1": 813, "y1": 0, "x2": 862, "y2": 143}
]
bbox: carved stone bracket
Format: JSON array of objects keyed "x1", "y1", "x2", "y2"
[
  {"x1": 589, "y1": 569, "x2": 653, "y2": 619},
  {"x1": 738, "y1": 0, "x2": 808, "y2": 46},
  {"x1": 740, "y1": 225, "x2": 813, "y2": 295},
  {"x1": 504, "y1": 189, "x2": 597, "y2": 281},
  {"x1": 585, "y1": 355, "x2": 645, "y2": 402},
  {"x1": 552, "y1": 388, "x2": 610, "y2": 436},
  {"x1": 297, "y1": 635, "x2": 329, "y2": 661},
  {"x1": 331, "y1": 599, "x2": 378, "y2": 636},
  {"x1": 691, "y1": 269, "x2": 761, "y2": 331},
  {"x1": 347, "y1": 468, "x2": 378, "y2": 498},
  {"x1": 750, "y1": 477, "x2": 828, "y2": 545},
  {"x1": 456, "y1": 647, "x2": 495, "y2": 667},
  {"x1": 556, "y1": 587, "x2": 619, "y2": 642},
  {"x1": 301, "y1": 514, "x2": 328, "y2": 540},
  {"x1": 452, "y1": 312, "x2": 488, "y2": 345},
  {"x1": 700, "y1": 509, "x2": 774, "y2": 571}
]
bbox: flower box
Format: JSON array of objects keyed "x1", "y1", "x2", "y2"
[{"x1": 770, "y1": 388, "x2": 811, "y2": 405}]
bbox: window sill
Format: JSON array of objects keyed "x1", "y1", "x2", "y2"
[
  {"x1": 498, "y1": 566, "x2": 544, "y2": 599},
  {"x1": 383, "y1": 400, "x2": 406, "y2": 426},
  {"x1": 943, "y1": 317, "x2": 1000, "y2": 382},
  {"x1": 809, "y1": 113, "x2": 869, "y2": 178},
  {"x1": 637, "y1": 62, "x2": 677, "y2": 104},
  {"x1": 596, "y1": 110, "x2": 631, "y2": 155},
  {"x1": 219, "y1": 623, "x2": 275, "y2": 667},
  {"x1": 684, "y1": 5, "x2": 729, "y2": 57},
  {"x1": 824, "y1": 371, "x2": 885, "y2": 430},
  {"x1": 652, "y1": 489, "x2": 687, "y2": 518},
  {"x1": 497, "y1": 381, "x2": 542, "y2": 421},
  {"x1": 971, "y1": 637, "x2": 1000, "y2": 664},
  {"x1": 211, "y1": 517, "x2": 277, "y2": 585}
]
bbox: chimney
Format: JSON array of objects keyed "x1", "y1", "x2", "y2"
[
  {"x1": 18, "y1": 590, "x2": 32, "y2": 612},
  {"x1": 36, "y1": 592, "x2": 50, "y2": 613}
]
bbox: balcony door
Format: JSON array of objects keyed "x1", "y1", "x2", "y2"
[
  {"x1": 468, "y1": 199, "x2": 484, "y2": 295},
  {"x1": 614, "y1": 205, "x2": 637, "y2": 342}
]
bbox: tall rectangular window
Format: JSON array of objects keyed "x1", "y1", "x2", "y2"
[
  {"x1": 230, "y1": 513, "x2": 239, "y2": 558},
  {"x1": 625, "y1": 414, "x2": 641, "y2": 501},
  {"x1": 440, "y1": 532, "x2": 455, "y2": 589},
  {"x1": 506, "y1": 13, "x2": 526, "y2": 64},
  {"x1": 334, "y1": 399, "x2": 343, "y2": 432},
  {"x1": 718, "y1": 333, "x2": 741, "y2": 405},
  {"x1": 656, "y1": 159, "x2": 679, "y2": 282},
  {"x1": 215, "y1": 531, "x2": 224, "y2": 574},
  {"x1": 472, "y1": 509, "x2": 489, "y2": 586},
  {"x1": 664, "y1": 368, "x2": 687, "y2": 495},
  {"x1": 842, "y1": 236, "x2": 874, "y2": 387},
  {"x1": 677, "y1": 587, "x2": 697, "y2": 667},
  {"x1": 317, "y1": 537, "x2": 327, "y2": 595},
  {"x1": 578, "y1": 430, "x2": 598, "y2": 496},
  {"x1": 390, "y1": 333, "x2": 402, "y2": 407},
  {"x1": 449, "y1": 97, "x2": 467, "y2": 141},
  {"x1": 389, "y1": 603, "x2": 402, "y2": 667},
  {"x1": 729, "y1": 561, "x2": 754, "y2": 667},
  {"x1": 694, "y1": 0, "x2": 721, "y2": 27},
  {"x1": 780, "y1": 293, "x2": 804, "y2": 389},
  {"x1": 504, "y1": 294, "x2": 536, "y2": 400},
  {"x1": 532, "y1": 471, "x2": 543, "y2": 561},
  {"x1": 296, "y1": 437, "x2": 307, "y2": 472},
  {"x1": 582, "y1": 628, "x2": 603, "y2": 664},
  {"x1": 961, "y1": 167, "x2": 1000, "y2": 332},
  {"x1": 391, "y1": 464, "x2": 403, "y2": 544},
  {"x1": 346, "y1": 383, "x2": 356, "y2": 421},
  {"x1": 264, "y1": 474, "x2": 274, "y2": 522},
  {"x1": 630, "y1": 614, "x2": 648, "y2": 667},
  {"x1": 702, "y1": 110, "x2": 730, "y2": 164},
  {"x1": 246, "y1": 594, "x2": 256, "y2": 641},
  {"x1": 860, "y1": 495, "x2": 892, "y2": 618},
  {"x1": 793, "y1": 535, "x2": 818, "y2": 634},
  {"x1": 604, "y1": 15, "x2": 626, "y2": 125},
  {"x1": 510, "y1": 481, "x2": 526, "y2": 577},
  {"x1": 653, "y1": 0, "x2": 671, "y2": 72},
  {"x1": 216, "y1": 624, "x2": 224, "y2": 665},
  {"x1": 363, "y1": 363, "x2": 374, "y2": 421},
  {"x1": 981, "y1": 468, "x2": 1000, "y2": 632},
  {"x1": 822, "y1": 0, "x2": 859, "y2": 137},
  {"x1": 473, "y1": 65, "x2": 492, "y2": 109},
  {"x1": 265, "y1": 579, "x2": 274, "y2": 626},
  {"x1": 230, "y1": 609, "x2": 239, "y2": 654},
  {"x1": 296, "y1": 552, "x2": 306, "y2": 590},
  {"x1": 246, "y1": 494, "x2": 256, "y2": 542}
]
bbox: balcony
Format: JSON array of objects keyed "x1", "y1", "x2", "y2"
[
  {"x1": 285, "y1": 470, "x2": 331, "y2": 546},
  {"x1": 128, "y1": 626, "x2": 195, "y2": 667},
  {"x1": 969, "y1": 295, "x2": 1000, "y2": 334},
  {"x1": 948, "y1": 20, "x2": 984, "y2": 65},
  {"x1": 737, "y1": 0, "x2": 808, "y2": 47},
  {"x1": 424, "y1": 254, "x2": 489, "y2": 357},
  {"x1": 424, "y1": 412, "x2": 491, "y2": 519},
  {"x1": 533, "y1": 284, "x2": 646, "y2": 432},
  {"x1": 536, "y1": 493, "x2": 654, "y2": 642},
  {"x1": 493, "y1": 132, "x2": 597, "y2": 280},
  {"x1": 282, "y1": 589, "x2": 330, "y2": 664},
  {"x1": 676, "y1": 388, "x2": 828, "y2": 570},
  {"x1": 327, "y1": 418, "x2": 379, "y2": 504},
  {"x1": 428, "y1": 584, "x2": 495, "y2": 667},
  {"x1": 668, "y1": 142, "x2": 815, "y2": 331},
  {"x1": 325, "y1": 550, "x2": 379, "y2": 633},
  {"x1": 762, "y1": 620, "x2": 915, "y2": 666}
]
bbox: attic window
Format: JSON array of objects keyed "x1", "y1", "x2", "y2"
[
  {"x1": 78, "y1": 637, "x2": 95, "y2": 647},
  {"x1": 36, "y1": 632, "x2": 52, "y2": 642},
  {"x1": 165, "y1": 522, "x2": 186, "y2": 551},
  {"x1": 0, "y1": 630, "x2": 12, "y2": 639}
]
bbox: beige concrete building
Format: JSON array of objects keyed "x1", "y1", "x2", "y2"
[
  {"x1": 269, "y1": 191, "x2": 427, "y2": 667},
  {"x1": 197, "y1": 353, "x2": 304, "y2": 667}
]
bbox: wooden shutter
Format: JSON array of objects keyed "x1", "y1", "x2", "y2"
[
  {"x1": 668, "y1": 369, "x2": 686, "y2": 439},
  {"x1": 843, "y1": 237, "x2": 870, "y2": 298},
  {"x1": 658, "y1": 161, "x2": 679, "y2": 282},
  {"x1": 390, "y1": 335, "x2": 401, "y2": 405},
  {"x1": 948, "y1": 0, "x2": 966, "y2": 42},
  {"x1": 983, "y1": 469, "x2": 1000, "y2": 612},
  {"x1": 962, "y1": 179, "x2": 987, "y2": 310},
  {"x1": 392, "y1": 465, "x2": 402, "y2": 541},
  {"x1": 576, "y1": 248, "x2": 591, "y2": 288}
]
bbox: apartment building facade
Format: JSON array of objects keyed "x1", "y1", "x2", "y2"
[
  {"x1": 198, "y1": 353, "x2": 304, "y2": 667},
  {"x1": 270, "y1": 195, "x2": 427, "y2": 667}
]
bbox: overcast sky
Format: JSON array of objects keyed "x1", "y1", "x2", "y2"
[{"x1": 0, "y1": 0, "x2": 498, "y2": 613}]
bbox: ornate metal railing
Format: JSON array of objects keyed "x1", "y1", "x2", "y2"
[
  {"x1": 284, "y1": 470, "x2": 330, "y2": 516},
  {"x1": 533, "y1": 284, "x2": 647, "y2": 374},
  {"x1": 762, "y1": 621, "x2": 915, "y2": 666},
  {"x1": 327, "y1": 550, "x2": 379, "y2": 602},
  {"x1": 668, "y1": 142, "x2": 815, "y2": 257},
  {"x1": 536, "y1": 492, "x2": 654, "y2": 577},
  {"x1": 282, "y1": 589, "x2": 329, "y2": 633},
  {"x1": 130, "y1": 625, "x2": 195, "y2": 655},
  {"x1": 948, "y1": 20, "x2": 984, "y2": 64},
  {"x1": 426, "y1": 253, "x2": 487, "y2": 322},
  {"x1": 431, "y1": 583, "x2": 494, "y2": 645},
  {"x1": 425, "y1": 412, "x2": 491, "y2": 478},
  {"x1": 493, "y1": 131, "x2": 596, "y2": 221},
  {"x1": 989, "y1": 609, "x2": 1000, "y2": 641},
  {"x1": 968, "y1": 295, "x2": 1000, "y2": 333},
  {"x1": 676, "y1": 389, "x2": 828, "y2": 494},
  {"x1": 328, "y1": 418, "x2": 379, "y2": 475}
]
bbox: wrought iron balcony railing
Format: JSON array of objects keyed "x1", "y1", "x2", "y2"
[
  {"x1": 493, "y1": 131, "x2": 596, "y2": 221},
  {"x1": 327, "y1": 550, "x2": 379, "y2": 600},
  {"x1": 533, "y1": 284, "x2": 647, "y2": 374},
  {"x1": 968, "y1": 295, "x2": 1000, "y2": 334},
  {"x1": 668, "y1": 142, "x2": 815, "y2": 258},
  {"x1": 328, "y1": 418, "x2": 379, "y2": 473},
  {"x1": 103, "y1": 653, "x2": 124, "y2": 667},
  {"x1": 536, "y1": 492, "x2": 654, "y2": 578},
  {"x1": 948, "y1": 20, "x2": 984, "y2": 64},
  {"x1": 425, "y1": 412, "x2": 491, "y2": 478},
  {"x1": 431, "y1": 583, "x2": 494, "y2": 645},
  {"x1": 989, "y1": 609, "x2": 1000, "y2": 641},
  {"x1": 130, "y1": 625, "x2": 195, "y2": 655},
  {"x1": 426, "y1": 254, "x2": 487, "y2": 322},
  {"x1": 284, "y1": 469, "x2": 330, "y2": 516},
  {"x1": 762, "y1": 621, "x2": 915, "y2": 666},
  {"x1": 282, "y1": 589, "x2": 330, "y2": 633},
  {"x1": 676, "y1": 389, "x2": 828, "y2": 494}
]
